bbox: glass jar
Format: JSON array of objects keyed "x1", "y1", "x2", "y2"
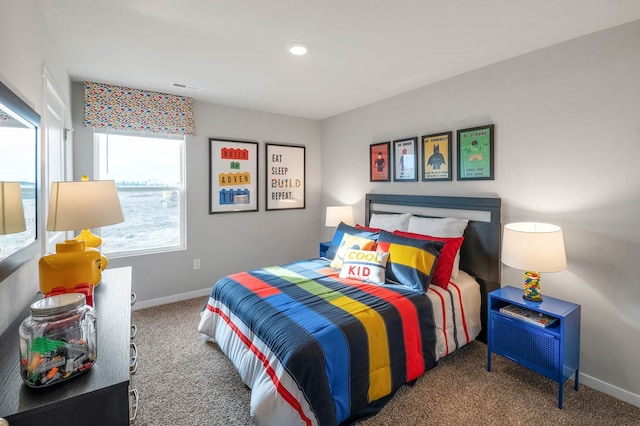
[{"x1": 19, "y1": 293, "x2": 97, "y2": 387}]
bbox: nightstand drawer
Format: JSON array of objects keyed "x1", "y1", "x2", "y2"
[{"x1": 491, "y1": 314, "x2": 560, "y2": 379}]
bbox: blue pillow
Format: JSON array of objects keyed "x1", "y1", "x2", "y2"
[
  {"x1": 326, "y1": 222, "x2": 378, "y2": 259},
  {"x1": 376, "y1": 230, "x2": 443, "y2": 293}
]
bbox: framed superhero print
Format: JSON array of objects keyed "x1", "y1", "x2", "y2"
[
  {"x1": 457, "y1": 124, "x2": 495, "y2": 180},
  {"x1": 370, "y1": 141, "x2": 390, "y2": 182},
  {"x1": 421, "y1": 131, "x2": 452, "y2": 181},
  {"x1": 393, "y1": 137, "x2": 418, "y2": 182}
]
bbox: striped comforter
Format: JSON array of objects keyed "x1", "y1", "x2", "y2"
[{"x1": 198, "y1": 258, "x2": 437, "y2": 425}]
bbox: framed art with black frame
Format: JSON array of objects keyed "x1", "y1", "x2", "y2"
[
  {"x1": 421, "y1": 131, "x2": 452, "y2": 181},
  {"x1": 265, "y1": 143, "x2": 306, "y2": 210},
  {"x1": 370, "y1": 141, "x2": 390, "y2": 182},
  {"x1": 209, "y1": 138, "x2": 259, "y2": 213},
  {"x1": 393, "y1": 137, "x2": 418, "y2": 182},
  {"x1": 457, "y1": 124, "x2": 495, "y2": 180}
]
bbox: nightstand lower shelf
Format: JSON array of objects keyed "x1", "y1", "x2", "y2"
[{"x1": 487, "y1": 286, "x2": 581, "y2": 409}]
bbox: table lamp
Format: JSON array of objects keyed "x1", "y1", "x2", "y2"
[
  {"x1": 40, "y1": 177, "x2": 124, "y2": 296},
  {"x1": 325, "y1": 205, "x2": 355, "y2": 227},
  {"x1": 46, "y1": 177, "x2": 124, "y2": 248},
  {"x1": 0, "y1": 181, "x2": 26, "y2": 235},
  {"x1": 501, "y1": 222, "x2": 567, "y2": 302}
]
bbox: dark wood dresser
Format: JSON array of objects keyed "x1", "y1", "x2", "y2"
[{"x1": 0, "y1": 267, "x2": 135, "y2": 425}]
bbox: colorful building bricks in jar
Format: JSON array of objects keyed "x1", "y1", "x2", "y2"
[{"x1": 19, "y1": 293, "x2": 97, "y2": 387}]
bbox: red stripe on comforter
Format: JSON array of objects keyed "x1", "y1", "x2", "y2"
[
  {"x1": 229, "y1": 271, "x2": 281, "y2": 298},
  {"x1": 205, "y1": 304, "x2": 312, "y2": 426},
  {"x1": 317, "y1": 267, "x2": 425, "y2": 381},
  {"x1": 449, "y1": 281, "x2": 470, "y2": 344}
]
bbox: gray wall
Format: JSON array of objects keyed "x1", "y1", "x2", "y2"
[
  {"x1": 0, "y1": 0, "x2": 71, "y2": 336},
  {"x1": 71, "y1": 83, "x2": 322, "y2": 304},
  {"x1": 321, "y1": 20, "x2": 640, "y2": 406}
]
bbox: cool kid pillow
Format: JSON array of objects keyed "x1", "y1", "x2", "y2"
[
  {"x1": 376, "y1": 230, "x2": 443, "y2": 293},
  {"x1": 339, "y1": 249, "x2": 390, "y2": 285}
]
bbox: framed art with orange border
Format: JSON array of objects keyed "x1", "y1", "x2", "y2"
[{"x1": 369, "y1": 141, "x2": 390, "y2": 182}]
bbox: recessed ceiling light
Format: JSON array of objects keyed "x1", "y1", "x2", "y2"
[{"x1": 288, "y1": 42, "x2": 309, "y2": 56}]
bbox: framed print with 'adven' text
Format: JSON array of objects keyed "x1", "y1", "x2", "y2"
[{"x1": 209, "y1": 138, "x2": 258, "y2": 213}]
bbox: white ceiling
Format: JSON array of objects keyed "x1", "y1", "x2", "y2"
[{"x1": 37, "y1": 0, "x2": 640, "y2": 120}]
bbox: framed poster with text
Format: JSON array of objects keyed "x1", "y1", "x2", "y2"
[
  {"x1": 265, "y1": 143, "x2": 305, "y2": 210},
  {"x1": 370, "y1": 141, "x2": 390, "y2": 182},
  {"x1": 209, "y1": 138, "x2": 258, "y2": 213},
  {"x1": 421, "y1": 131, "x2": 452, "y2": 181},
  {"x1": 457, "y1": 124, "x2": 494, "y2": 180},
  {"x1": 393, "y1": 137, "x2": 418, "y2": 182}
]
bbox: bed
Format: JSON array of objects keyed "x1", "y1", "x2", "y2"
[{"x1": 198, "y1": 194, "x2": 501, "y2": 425}]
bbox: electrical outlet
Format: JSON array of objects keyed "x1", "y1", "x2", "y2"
[{"x1": 193, "y1": 259, "x2": 200, "y2": 270}]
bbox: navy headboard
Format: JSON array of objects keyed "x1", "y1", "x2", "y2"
[{"x1": 365, "y1": 193, "x2": 502, "y2": 343}]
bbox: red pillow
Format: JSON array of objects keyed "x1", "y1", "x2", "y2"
[
  {"x1": 356, "y1": 224, "x2": 381, "y2": 233},
  {"x1": 392, "y1": 231, "x2": 464, "y2": 289}
]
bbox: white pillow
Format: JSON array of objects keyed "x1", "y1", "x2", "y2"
[
  {"x1": 407, "y1": 216, "x2": 469, "y2": 277},
  {"x1": 407, "y1": 216, "x2": 469, "y2": 237},
  {"x1": 368, "y1": 212, "x2": 412, "y2": 232}
]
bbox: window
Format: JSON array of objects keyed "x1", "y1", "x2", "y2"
[{"x1": 95, "y1": 131, "x2": 186, "y2": 257}]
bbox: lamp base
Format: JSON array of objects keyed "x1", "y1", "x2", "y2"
[
  {"x1": 74, "y1": 228, "x2": 102, "y2": 248},
  {"x1": 522, "y1": 294, "x2": 543, "y2": 303},
  {"x1": 522, "y1": 270, "x2": 543, "y2": 302}
]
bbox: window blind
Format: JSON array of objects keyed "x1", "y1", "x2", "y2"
[{"x1": 83, "y1": 81, "x2": 196, "y2": 136}]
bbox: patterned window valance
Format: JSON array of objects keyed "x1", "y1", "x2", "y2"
[{"x1": 83, "y1": 81, "x2": 196, "y2": 136}]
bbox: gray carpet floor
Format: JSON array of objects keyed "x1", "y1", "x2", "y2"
[{"x1": 131, "y1": 296, "x2": 640, "y2": 425}]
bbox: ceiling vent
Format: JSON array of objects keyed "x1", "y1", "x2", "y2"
[{"x1": 172, "y1": 82, "x2": 202, "y2": 91}]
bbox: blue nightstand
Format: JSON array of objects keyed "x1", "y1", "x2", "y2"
[
  {"x1": 319, "y1": 241, "x2": 331, "y2": 258},
  {"x1": 487, "y1": 286, "x2": 581, "y2": 408}
]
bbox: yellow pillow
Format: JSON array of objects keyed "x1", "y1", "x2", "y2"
[{"x1": 330, "y1": 234, "x2": 375, "y2": 270}]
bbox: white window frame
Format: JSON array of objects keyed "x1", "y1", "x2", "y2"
[{"x1": 93, "y1": 129, "x2": 186, "y2": 258}]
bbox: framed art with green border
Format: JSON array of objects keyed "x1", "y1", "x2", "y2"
[
  {"x1": 265, "y1": 143, "x2": 306, "y2": 210},
  {"x1": 421, "y1": 131, "x2": 452, "y2": 181},
  {"x1": 209, "y1": 138, "x2": 259, "y2": 213},
  {"x1": 393, "y1": 137, "x2": 418, "y2": 182},
  {"x1": 457, "y1": 124, "x2": 495, "y2": 180},
  {"x1": 370, "y1": 141, "x2": 390, "y2": 182}
]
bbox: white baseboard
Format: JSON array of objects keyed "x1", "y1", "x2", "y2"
[
  {"x1": 132, "y1": 287, "x2": 211, "y2": 310},
  {"x1": 580, "y1": 372, "x2": 640, "y2": 408}
]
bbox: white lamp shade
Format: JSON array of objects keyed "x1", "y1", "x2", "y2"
[
  {"x1": 47, "y1": 180, "x2": 124, "y2": 231},
  {"x1": 325, "y1": 205, "x2": 354, "y2": 227},
  {"x1": 502, "y1": 222, "x2": 567, "y2": 272},
  {"x1": 0, "y1": 182, "x2": 26, "y2": 235}
]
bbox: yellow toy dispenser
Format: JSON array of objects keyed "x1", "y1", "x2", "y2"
[{"x1": 38, "y1": 240, "x2": 108, "y2": 302}]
